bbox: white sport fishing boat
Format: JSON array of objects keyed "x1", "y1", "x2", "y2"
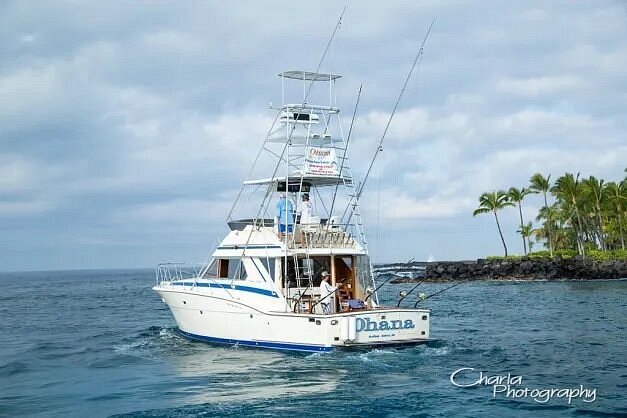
[{"x1": 154, "y1": 70, "x2": 430, "y2": 353}]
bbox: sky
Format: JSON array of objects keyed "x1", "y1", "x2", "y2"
[{"x1": 1, "y1": 1, "x2": 626, "y2": 271}]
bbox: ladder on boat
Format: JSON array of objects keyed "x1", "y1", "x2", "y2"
[{"x1": 337, "y1": 153, "x2": 368, "y2": 252}]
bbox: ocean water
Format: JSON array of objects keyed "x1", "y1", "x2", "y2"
[{"x1": 0, "y1": 270, "x2": 625, "y2": 417}]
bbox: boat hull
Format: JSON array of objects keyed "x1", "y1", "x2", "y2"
[{"x1": 155, "y1": 286, "x2": 430, "y2": 353}]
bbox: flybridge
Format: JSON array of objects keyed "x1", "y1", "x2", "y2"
[{"x1": 226, "y1": 66, "x2": 371, "y2": 259}]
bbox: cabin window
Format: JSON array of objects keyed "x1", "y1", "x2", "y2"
[
  {"x1": 203, "y1": 260, "x2": 219, "y2": 278},
  {"x1": 228, "y1": 259, "x2": 248, "y2": 280},
  {"x1": 335, "y1": 256, "x2": 355, "y2": 300},
  {"x1": 335, "y1": 256, "x2": 353, "y2": 281},
  {"x1": 259, "y1": 257, "x2": 276, "y2": 281},
  {"x1": 355, "y1": 255, "x2": 371, "y2": 290},
  {"x1": 213, "y1": 259, "x2": 248, "y2": 280},
  {"x1": 283, "y1": 256, "x2": 331, "y2": 287},
  {"x1": 218, "y1": 259, "x2": 229, "y2": 278}
]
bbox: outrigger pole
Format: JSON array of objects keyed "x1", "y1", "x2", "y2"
[
  {"x1": 229, "y1": 7, "x2": 347, "y2": 248},
  {"x1": 413, "y1": 280, "x2": 468, "y2": 308},
  {"x1": 341, "y1": 19, "x2": 434, "y2": 225},
  {"x1": 228, "y1": 6, "x2": 347, "y2": 226},
  {"x1": 397, "y1": 275, "x2": 429, "y2": 307},
  {"x1": 327, "y1": 83, "x2": 362, "y2": 225},
  {"x1": 306, "y1": 5, "x2": 346, "y2": 99}
]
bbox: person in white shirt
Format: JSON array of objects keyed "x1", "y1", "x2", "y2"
[
  {"x1": 319, "y1": 271, "x2": 342, "y2": 314},
  {"x1": 297, "y1": 193, "x2": 314, "y2": 224}
]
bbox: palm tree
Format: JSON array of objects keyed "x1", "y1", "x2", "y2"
[
  {"x1": 473, "y1": 190, "x2": 514, "y2": 256},
  {"x1": 606, "y1": 181, "x2": 626, "y2": 250},
  {"x1": 552, "y1": 173, "x2": 585, "y2": 257},
  {"x1": 581, "y1": 176, "x2": 607, "y2": 250},
  {"x1": 517, "y1": 222, "x2": 534, "y2": 256},
  {"x1": 529, "y1": 173, "x2": 553, "y2": 256},
  {"x1": 509, "y1": 187, "x2": 532, "y2": 255}
]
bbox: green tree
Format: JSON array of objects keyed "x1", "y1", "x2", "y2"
[
  {"x1": 529, "y1": 173, "x2": 553, "y2": 256},
  {"x1": 581, "y1": 176, "x2": 607, "y2": 250},
  {"x1": 552, "y1": 173, "x2": 586, "y2": 257},
  {"x1": 517, "y1": 221, "x2": 534, "y2": 256},
  {"x1": 508, "y1": 187, "x2": 532, "y2": 255},
  {"x1": 473, "y1": 191, "x2": 514, "y2": 256},
  {"x1": 606, "y1": 181, "x2": 626, "y2": 250}
]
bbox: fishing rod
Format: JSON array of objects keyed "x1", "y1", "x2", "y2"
[
  {"x1": 309, "y1": 283, "x2": 341, "y2": 313},
  {"x1": 292, "y1": 280, "x2": 312, "y2": 313},
  {"x1": 304, "y1": 6, "x2": 346, "y2": 101},
  {"x1": 413, "y1": 280, "x2": 468, "y2": 308},
  {"x1": 326, "y1": 84, "x2": 362, "y2": 227},
  {"x1": 341, "y1": 19, "x2": 434, "y2": 226},
  {"x1": 309, "y1": 273, "x2": 354, "y2": 313},
  {"x1": 292, "y1": 266, "x2": 326, "y2": 312},
  {"x1": 364, "y1": 257, "x2": 414, "y2": 302},
  {"x1": 241, "y1": 6, "x2": 347, "y2": 231},
  {"x1": 397, "y1": 275, "x2": 430, "y2": 307}
]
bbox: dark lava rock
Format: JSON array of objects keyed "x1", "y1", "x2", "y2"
[{"x1": 418, "y1": 258, "x2": 627, "y2": 282}]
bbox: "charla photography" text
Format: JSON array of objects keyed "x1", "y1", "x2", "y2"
[{"x1": 450, "y1": 368, "x2": 596, "y2": 404}]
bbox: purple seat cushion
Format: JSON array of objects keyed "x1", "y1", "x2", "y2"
[{"x1": 348, "y1": 299, "x2": 366, "y2": 309}]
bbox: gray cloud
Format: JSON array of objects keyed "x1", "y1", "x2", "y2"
[{"x1": 1, "y1": 1, "x2": 626, "y2": 270}]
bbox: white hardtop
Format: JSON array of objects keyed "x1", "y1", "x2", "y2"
[
  {"x1": 243, "y1": 174, "x2": 352, "y2": 187},
  {"x1": 279, "y1": 70, "x2": 341, "y2": 81}
]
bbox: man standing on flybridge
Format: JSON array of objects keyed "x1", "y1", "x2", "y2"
[
  {"x1": 275, "y1": 193, "x2": 294, "y2": 240},
  {"x1": 297, "y1": 193, "x2": 314, "y2": 224}
]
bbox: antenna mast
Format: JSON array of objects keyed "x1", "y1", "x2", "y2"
[{"x1": 342, "y1": 19, "x2": 434, "y2": 223}]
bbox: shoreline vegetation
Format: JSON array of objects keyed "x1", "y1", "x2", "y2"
[
  {"x1": 472, "y1": 171, "x2": 626, "y2": 258},
  {"x1": 381, "y1": 170, "x2": 626, "y2": 283},
  {"x1": 392, "y1": 170, "x2": 625, "y2": 283}
]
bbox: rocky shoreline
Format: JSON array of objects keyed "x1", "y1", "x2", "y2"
[{"x1": 387, "y1": 257, "x2": 627, "y2": 283}]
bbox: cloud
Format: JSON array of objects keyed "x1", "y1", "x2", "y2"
[
  {"x1": 0, "y1": 199, "x2": 56, "y2": 216},
  {"x1": 496, "y1": 75, "x2": 583, "y2": 97},
  {"x1": 114, "y1": 198, "x2": 232, "y2": 226},
  {"x1": 362, "y1": 189, "x2": 474, "y2": 220},
  {"x1": 1, "y1": 0, "x2": 626, "y2": 269}
]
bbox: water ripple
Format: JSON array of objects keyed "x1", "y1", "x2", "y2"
[{"x1": 0, "y1": 270, "x2": 624, "y2": 417}]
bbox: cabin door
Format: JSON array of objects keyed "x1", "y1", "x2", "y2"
[{"x1": 333, "y1": 256, "x2": 354, "y2": 311}]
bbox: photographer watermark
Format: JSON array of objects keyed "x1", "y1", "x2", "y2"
[{"x1": 450, "y1": 367, "x2": 596, "y2": 404}]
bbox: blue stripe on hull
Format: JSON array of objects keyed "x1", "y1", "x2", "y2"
[
  {"x1": 170, "y1": 281, "x2": 279, "y2": 298},
  {"x1": 178, "y1": 330, "x2": 334, "y2": 353}
]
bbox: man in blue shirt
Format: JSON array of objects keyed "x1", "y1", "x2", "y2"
[{"x1": 276, "y1": 193, "x2": 294, "y2": 240}]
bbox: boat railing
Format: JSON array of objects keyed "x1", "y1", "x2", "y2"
[
  {"x1": 291, "y1": 223, "x2": 356, "y2": 249},
  {"x1": 156, "y1": 263, "x2": 205, "y2": 285}
]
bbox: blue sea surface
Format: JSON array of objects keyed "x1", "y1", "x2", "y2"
[{"x1": 0, "y1": 270, "x2": 625, "y2": 417}]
